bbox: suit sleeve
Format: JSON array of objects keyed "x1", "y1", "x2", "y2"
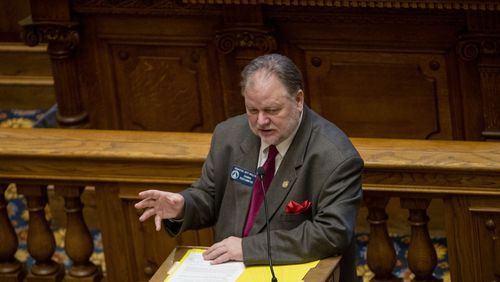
[{"x1": 242, "y1": 155, "x2": 363, "y2": 264}]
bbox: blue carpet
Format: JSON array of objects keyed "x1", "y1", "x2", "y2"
[
  {"x1": 2, "y1": 108, "x2": 450, "y2": 281},
  {"x1": 0, "y1": 109, "x2": 46, "y2": 128}
]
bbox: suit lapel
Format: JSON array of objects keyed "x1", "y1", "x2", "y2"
[
  {"x1": 231, "y1": 133, "x2": 260, "y2": 236},
  {"x1": 251, "y1": 107, "x2": 313, "y2": 235}
]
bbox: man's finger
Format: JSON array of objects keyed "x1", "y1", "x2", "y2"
[
  {"x1": 203, "y1": 245, "x2": 225, "y2": 261},
  {"x1": 155, "y1": 214, "x2": 162, "y2": 231},
  {"x1": 210, "y1": 253, "x2": 230, "y2": 265},
  {"x1": 138, "y1": 208, "x2": 156, "y2": 222},
  {"x1": 134, "y1": 197, "x2": 154, "y2": 209},
  {"x1": 138, "y1": 190, "x2": 161, "y2": 199}
]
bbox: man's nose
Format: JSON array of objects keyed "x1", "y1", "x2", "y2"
[{"x1": 257, "y1": 112, "x2": 270, "y2": 125}]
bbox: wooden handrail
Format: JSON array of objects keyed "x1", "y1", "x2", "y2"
[{"x1": 0, "y1": 127, "x2": 498, "y2": 190}]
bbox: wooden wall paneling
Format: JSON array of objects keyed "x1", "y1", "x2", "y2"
[
  {"x1": 443, "y1": 196, "x2": 473, "y2": 282},
  {"x1": 456, "y1": 55, "x2": 484, "y2": 140},
  {"x1": 0, "y1": 0, "x2": 30, "y2": 41},
  {"x1": 76, "y1": 14, "x2": 226, "y2": 131},
  {"x1": 75, "y1": 17, "x2": 116, "y2": 129},
  {"x1": 216, "y1": 51, "x2": 253, "y2": 118},
  {"x1": 443, "y1": 196, "x2": 500, "y2": 282},
  {"x1": 469, "y1": 203, "x2": 500, "y2": 282},
  {"x1": 94, "y1": 183, "x2": 137, "y2": 281},
  {"x1": 305, "y1": 51, "x2": 452, "y2": 139},
  {"x1": 20, "y1": 2, "x2": 500, "y2": 138},
  {"x1": 111, "y1": 44, "x2": 213, "y2": 131},
  {"x1": 271, "y1": 8, "x2": 463, "y2": 139},
  {"x1": 443, "y1": 46, "x2": 465, "y2": 140}
]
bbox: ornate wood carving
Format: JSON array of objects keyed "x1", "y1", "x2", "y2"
[
  {"x1": 457, "y1": 35, "x2": 500, "y2": 61},
  {"x1": 457, "y1": 33, "x2": 500, "y2": 140},
  {"x1": 214, "y1": 27, "x2": 277, "y2": 54},
  {"x1": 19, "y1": 20, "x2": 79, "y2": 52}
]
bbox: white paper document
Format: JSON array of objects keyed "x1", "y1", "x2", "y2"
[{"x1": 166, "y1": 250, "x2": 245, "y2": 282}]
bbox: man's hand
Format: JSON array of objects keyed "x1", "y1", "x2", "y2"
[
  {"x1": 203, "y1": 236, "x2": 243, "y2": 264},
  {"x1": 134, "y1": 190, "x2": 185, "y2": 231}
]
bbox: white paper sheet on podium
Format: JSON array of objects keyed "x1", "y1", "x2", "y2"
[{"x1": 165, "y1": 249, "x2": 245, "y2": 282}]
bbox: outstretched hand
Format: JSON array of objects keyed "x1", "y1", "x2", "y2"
[{"x1": 134, "y1": 190, "x2": 185, "y2": 231}]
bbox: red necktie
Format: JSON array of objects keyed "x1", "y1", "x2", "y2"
[{"x1": 243, "y1": 145, "x2": 278, "y2": 237}]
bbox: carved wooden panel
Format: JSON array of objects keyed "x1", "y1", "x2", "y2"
[
  {"x1": 469, "y1": 203, "x2": 500, "y2": 282},
  {"x1": 305, "y1": 51, "x2": 452, "y2": 139},
  {"x1": 111, "y1": 45, "x2": 219, "y2": 132},
  {"x1": 444, "y1": 197, "x2": 500, "y2": 282}
]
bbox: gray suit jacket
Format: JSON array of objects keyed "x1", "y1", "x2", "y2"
[{"x1": 167, "y1": 106, "x2": 363, "y2": 281}]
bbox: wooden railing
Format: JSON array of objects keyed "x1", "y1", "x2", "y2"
[{"x1": 0, "y1": 128, "x2": 499, "y2": 282}]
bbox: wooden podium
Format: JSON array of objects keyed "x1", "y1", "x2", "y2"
[{"x1": 150, "y1": 246, "x2": 341, "y2": 282}]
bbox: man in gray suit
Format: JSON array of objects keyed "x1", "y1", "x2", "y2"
[{"x1": 135, "y1": 54, "x2": 363, "y2": 281}]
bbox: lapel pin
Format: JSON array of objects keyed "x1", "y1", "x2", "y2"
[{"x1": 282, "y1": 180, "x2": 289, "y2": 188}]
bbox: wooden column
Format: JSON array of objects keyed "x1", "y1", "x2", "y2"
[
  {"x1": 457, "y1": 11, "x2": 500, "y2": 141},
  {"x1": 17, "y1": 184, "x2": 64, "y2": 282},
  {"x1": 19, "y1": 0, "x2": 89, "y2": 128},
  {"x1": 400, "y1": 198, "x2": 440, "y2": 282},
  {"x1": 0, "y1": 184, "x2": 25, "y2": 282},
  {"x1": 54, "y1": 185, "x2": 101, "y2": 281},
  {"x1": 364, "y1": 195, "x2": 399, "y2": 282}
]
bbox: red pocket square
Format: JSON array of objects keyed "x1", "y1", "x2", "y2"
[{"x1": 285, "y1": 200, "x2": 311, "y2": 214}]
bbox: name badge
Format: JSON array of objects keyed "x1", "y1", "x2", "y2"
[{"x1": 230, "y1": 166, "x2": 256, "y2": 187}]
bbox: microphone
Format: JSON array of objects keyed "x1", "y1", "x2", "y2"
[{"x1": 257, "y1": 166, "x2": 278, "y2": 282}]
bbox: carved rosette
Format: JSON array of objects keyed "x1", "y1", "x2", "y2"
[
  {"x1": 457, "y1": 35, "x2": 500, "y2": 61},
  {"x1": 20, "y1": 17, "x2": 79, "y2": 58},
  {"x1": 214, "y1": 27, "x2": 277, "y2": 54}
]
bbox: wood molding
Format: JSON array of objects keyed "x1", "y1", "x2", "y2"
[{"x1": 182, "y1": 0, "x2": 500, "y2": 11}]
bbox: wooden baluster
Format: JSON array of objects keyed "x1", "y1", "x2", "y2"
[
  {"x1": 364, "y1": 194, "x2": 400, "y2": 281},
  {"x1": 400, "y1": 198, "x2": 440, "y2": 281},
  {"x1": 54, "y1": 185, "x2": 102, "y2": 281},
  {"x1": 0, "y1": 184, "x2": 25, "y2": 281},
  {"x1": 17, "y1": 184, "x2": 64, "y2": 282}
]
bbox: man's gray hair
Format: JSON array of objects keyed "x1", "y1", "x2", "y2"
[{"x1": 240, "y1": 53, "x2": 304, "y2": 97}]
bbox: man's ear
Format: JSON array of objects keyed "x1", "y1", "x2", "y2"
[{"x1": 296, "y1": 90, "x2": 304, "y2": 111}]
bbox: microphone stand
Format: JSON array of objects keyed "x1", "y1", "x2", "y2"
[{"x1": 257, "y1": 167, "x2": 278, "y2": 282}]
